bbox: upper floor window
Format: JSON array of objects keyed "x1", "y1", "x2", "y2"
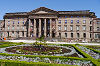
[
  {"x1": 58, "y1": 25, "x2": 61, "y2": 30},
  {"x1": 83, "y1": 16, "x2": 86, "y2": 18},
  {"x1": 58, "y1": 20, "x2": 61, "y2": 24},
  {"x1": 76, "y1": 26, "x2": 80, "y2": 31},
  {"x1": 23, "y1": 21, "x2": 24, "y2": 24},
  {"x1": 90, "y1": 21, "x2": 92, "y2": 24},
  {"x1": 97, "y1": 22, "x2": 100, "y2": 24},
  {"x1": 64, "y1": 25, "x2": 67, "y2": 30},
  {"x1": 22, "y1": 26, "x2": 24, "y2": 30},
  {"x1": 12, "y1": 31, "x2": 14, "y2": 36},
  {"x1": 83, "y1": 25, "x2": 86, "y2": 30},
  {"x1": 83, "y1": 20, "x2": 86, "y2": 24},
  {"x1": 71, "y1": 20, "x2": 73, "y2": 24},
  {"x1": 17, "y1": 25, "x2": 19, "y2": 29},
  {"x1": 8, "y1": 26, "x2": 10, "y2": 30},
  {"x1": 8, "y1": 21, "x2": 10, "y2": 24},
  {"x1": 70, "y1": 25, "x2": 73, "y2": 31},
  {"x1": 13, "y1": 21, "x2": 14, "y2": 24},
  {"x1": 65, "y1": 20, "x2": 67, "y2": 24},
  {"x1": 12, "y1": 26, "x2": 14, "y2": 30},
  {"x1": 71, "y1": 16, "x2": 73, "y2": 18},
  {"x1": 77, "y1": 16, "x2": 79, "y2": 18},
  {"x1": 65, "y1": 16, "x2": 67, "y2": 18},
  {"x1": 97, "y1": 27, "x2": 100, "y2": 31},
  {"x1": 77, "y1": 20, "x2": 79, "y2": 23},
  {"x1": 18, "y1": 21, "x2": 19, "y2": 24}
]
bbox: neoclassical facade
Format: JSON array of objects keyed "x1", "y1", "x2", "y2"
[{"x1": 2, "y1": 7, "x2": 100, "y2": 42}]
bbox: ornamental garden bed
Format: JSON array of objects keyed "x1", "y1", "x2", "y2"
[
  {"x1": 0, "y1": 42, "x2": 100, "y2": 66},
  {"x1": 86, "y1": 45, "x2": 100, "y2": 51},
  {"x1": 0, "y1": 44, "x2": 84, "y2": 58}
]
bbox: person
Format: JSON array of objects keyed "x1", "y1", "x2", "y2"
[{"x1": 4, "y1": 37, "x2": 6, "y2": 40}]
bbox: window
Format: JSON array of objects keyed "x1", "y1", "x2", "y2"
[
  {"x1": 83, "y1": 20, "x2": 86, "y2": 24},
  {"x1": 71, "y1": 20, "x2": 73, "y2": 24},
  {"x1": 77, "y1": 33, "x2": 80, "y2": 38},
  {"x1": 12, "y1": 31, "x2": 14, "y2": 36},
  {"x1": 18, "y1": 21, "x2": 19, "y2": 24},
  {"x1": 8, "y1": 26, "x2": 10, "y2": 30},
  {"x1": 71, "y1": 33, "x2": 73, "y2": 38},
  {"x1": 83, "y1": 16, "x2": 86, "y2": 18},
  {"x1": 13, "y1": 21, "x2": 14, "y2": 24},
  {"x1": 64, "y1": 25, "x2": 67, "y2": 30},
  {"x1": 77, "y1": 16, "x2": 79, "y2": 18},
  {"x1": 76, "y1": 26, "x2": 79, "y2": 31},
  {"x1": 58, "y1": 20, "x2": 61, "y2": 24},
  {"x1": 71, "y1": 16, "x2": 73, "y2": 18},
  {"x1": 77, "y1": 20, "x2": 79, "y2": 23},
  {"x1": 22, "y1": 26, "x2": 24, "y2": 30},
  {"x1": 97, "y1": 27, "x2": 100, "y2": 31},
  {"x1": 17, "y1": 25, "x2": 19, "y2": 29},
  {"x1": 70, "y1": 25, "x2": 73, "y2": 31},
  {"x1": 97, "y1": 22, "x2": 100, "y2": 24},
  {"x1": 65, "y1": 33, "x2": 67, "y2": 37},
  {"x1": 90, "y1": 21, "x2": 92, "y2": 24},
  {"x1": 90, "y1": 34, "x2": 91, "y2": 38},
  {"x1": 23, "y1": 21, "x2": 24, "y2": 24},
  {"x1": 8, "y1": 21, "x2": 10, "y2": 24},
  {"x1": 83, "y1": 33, "x2": 86, "y2": 38},
  {"x1": 59, "y1": 33, "x2": 61, "y2": 38},
  {"x1": 83, "y1": 25, "x2": 86, "y2": 30},
  {"x1": 65, "y1": 20, "x2": 67, "y2": 24},
  {"x1": 65, "y1": 16, "x2": 67, "y2": 18},
  {"x1": 12, "y1": 26, "x2": 14, "y2": 30},
  {"x1": 22, "y1": 31, "x2": 24, "y2": 37},
  {"x1": 90, "y1": 26, "x2": 92, "y2": 31},
  {"x1": 58, "y1": 25, "x2": 61, "y2": 30},
  {"x1": 7, "y1": 32, "x2": 9, "y2": 37}
]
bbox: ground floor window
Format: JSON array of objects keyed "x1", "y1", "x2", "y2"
[
  {"x1": 71, "y1": 33, "x2": 73, "y2": 38},
  {"x1": 59, "y1": 33, "x2": 61, "y2": 38},
  {"x1": 22, "y1": 31, "x2": 24, "y2": 37},
  {"x1": 83, "y1": 33, "x2": 86, "y2": 38},
  {"x1": 95, "y1": 34, "x2": 100, "y2": 39},
  {"x1": 77, "y1": 33, "x2": 80, "y2": 38},
  {"x1": 7, "y1": 32, "x2": 9, "y2": 37},
  {"x1": 65, "y1": 33, "x2": 67, "y2": 37}
]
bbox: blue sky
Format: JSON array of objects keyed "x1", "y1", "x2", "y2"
[{"x1": 0, "y1": 0, "x2": 100, "y2": 20}]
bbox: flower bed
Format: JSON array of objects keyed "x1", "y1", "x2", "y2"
[
  {"x1": 0, "y1": 44, "x2": 84, "y2": 58},
  {"x1": 76, "y1": 45, "x2": 100, "y2": 59},
  {"x1": 86, "y1": 46, "x2": 100, "y2": 51},
  {"x1": 0, "y1": 55, "x2": 94, "y2": 66}
]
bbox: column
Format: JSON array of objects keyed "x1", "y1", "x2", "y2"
[
  {"x1": 34, "y1": 19, "x2": 36, "y2": 37},
  {"x1": 39, "y1": 19, "x2": 41, "y2": 37},
  {"x1": 28, "y1": 19, "x2": 31, "y2": 37},
  {"x1": 50, "y1": 19, "x2": 52, "y2": 38},
  {"x1": 55, "y1": 19, "x2": 58, "y2": 37},
  {"x1": 44, "y1": 19, "x2": 46, "y2": 37}
]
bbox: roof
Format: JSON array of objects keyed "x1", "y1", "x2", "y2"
[{"x1": 4, "y1": 7, "x2": 96, "y2": 18}]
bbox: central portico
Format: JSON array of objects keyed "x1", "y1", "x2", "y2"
[{"x1": 28, "y1": 7, "x2": 58, "y2": 38}]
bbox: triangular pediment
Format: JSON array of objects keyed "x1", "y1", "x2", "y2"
[{"x1": 28, "y1": 7, "x2": 58, "y2": 14}]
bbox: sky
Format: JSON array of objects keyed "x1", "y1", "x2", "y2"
[{"x1": 0, "y1": 0, "x2": 100, "y2": 20}]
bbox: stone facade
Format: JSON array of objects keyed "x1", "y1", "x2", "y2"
[
  {"x1": 92, "y1": 18, "x2": 100, "y2": 42},
  {"x1": 1, "y1": 7, "x2": 100, "y2": 42}
]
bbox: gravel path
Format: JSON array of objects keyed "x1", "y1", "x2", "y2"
[{"x1": 4, "y1": 40, "x2": 100, "y2": 45}]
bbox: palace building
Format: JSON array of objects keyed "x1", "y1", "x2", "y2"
[{"x1": 1, "y1": 7, "x2": 100, "y2": 42}]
